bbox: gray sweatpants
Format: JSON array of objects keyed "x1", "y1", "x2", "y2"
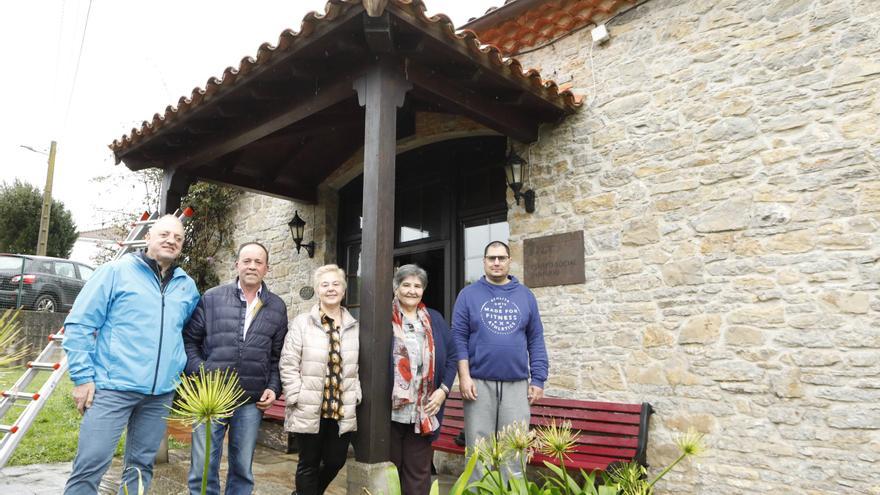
[{"x1": 463, "y1": 379, "x2": 530, "y2": 481}]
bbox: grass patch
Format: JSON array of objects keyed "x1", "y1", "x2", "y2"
[
  {"x1": 1, "y1": 368, "x2": 191, "y2": 466},
  {"x1": 0, "y1": 368, "x2": 126, "y2": 465}
]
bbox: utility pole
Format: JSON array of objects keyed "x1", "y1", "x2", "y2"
[{"x1": 36, "y1": 141, "x2": 58, "y2": 256}]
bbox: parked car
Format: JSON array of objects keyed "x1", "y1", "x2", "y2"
[{"x1": 0, "y1": 254, "x2": 95, "y2": 312}]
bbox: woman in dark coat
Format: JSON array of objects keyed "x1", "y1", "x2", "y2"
[{"x1": 389, "y1": 264, "x2": 457, "y2": 495}]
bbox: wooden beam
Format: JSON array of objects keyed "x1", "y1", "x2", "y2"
[
  {"x1": 268, "y1": 120, "x2": 364, "y2": 182},
  {"x1": 353, "y1": 58, "x2": 411, "y2": 464},
  {"x1": 183, "y1": 119, "x2": 234, "y2": 135},
  {"x1": 194, "y1": 168, "x2": 318, "y2": 203},
  {"x1": 160, "y1": 134, "x2": 193, "y2": 148},
  {"x1": 247, "y1": 81, "x2": 296, "y2": 100},
  {"x1": 395, "y1": 33, "x2": 426, "y2": 54},
  {"x1": 167, "y1": 76, "x2": 358, "y2": 171},
  {"x1": 406, "y1": 62, "x2": 538, "y2": 142},
  {"x1": 214, "y1": 101, "x2": 259, "y2": 118},
  {"x1": 261, "y1": 120, "x2": 359, "y2": 148},
  {"x1": 364, "y1": 11, "x2": 395, "y2": 53},
  {"x1": 159, "y1": 168, "x2": 193, "y2": 215}
]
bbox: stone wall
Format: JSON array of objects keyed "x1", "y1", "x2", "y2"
[
  {"x1": 12, "y1": 310, "x2": 66, "y2": 362},
  {"x1": 508, "y1": 0, "x2": 880, "y2": 493},
  {"x1": 217, "y1": 192, "x2": 336, "y2": 319}
]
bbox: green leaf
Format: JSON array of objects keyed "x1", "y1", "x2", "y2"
[
  {"x1": 542, "y1": 461, "x2": 567, "y2": 479},
  {"x1": 122, "y1": 467, "x2": 144, "y2": 495},
  {"x1": 451, "y1": 453, "x2": 479, "y2": 495},
  {"x1": 597, "y1": 485, "x2": 619, "y2": 495},
  {"x1": 385, "y1": 464, "x2": 401, "y2": 495}
]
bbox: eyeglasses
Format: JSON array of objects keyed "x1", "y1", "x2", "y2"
[{"x1": 484, "y1": 255, "x2": 510, "y2": 263}]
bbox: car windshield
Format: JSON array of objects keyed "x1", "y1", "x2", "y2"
[{"x1": 0, "y1": 256, "x2": 30, "y2": 271}]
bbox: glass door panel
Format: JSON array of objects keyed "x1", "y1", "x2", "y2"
[
  {"x1": 343, "y1": 243, "x2": 361, "y2": 319},
  {"x1": 393, "y1": 248, "x2": 446, "y2": 315},
  {"x1": 462, "y1": 220, "x2": 509, "y2": 286}
]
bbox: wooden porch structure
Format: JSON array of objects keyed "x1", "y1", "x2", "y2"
[{"x1": 110, "y1": 0, "x2": 578, "y2": 464}]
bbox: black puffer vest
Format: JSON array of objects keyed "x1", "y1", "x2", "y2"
[{"x1": 183, "y1": 280, "x2": 288, "y2": 402}]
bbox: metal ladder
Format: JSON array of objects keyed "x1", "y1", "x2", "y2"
[{"x1": 0, "y1": 208, "x2": 193, "y2": 468}]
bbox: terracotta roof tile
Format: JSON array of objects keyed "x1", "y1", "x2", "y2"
[
  {"x1": 472, "y1": 0, "x2": 633, "y2": 54},
  {"x1": 110, "y1": 0, "x2": 581, "y2": 156}
]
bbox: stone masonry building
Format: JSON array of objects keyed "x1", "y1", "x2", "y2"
[{"x1": 113, "y1": 0, "x2": 879, "y2": 493}]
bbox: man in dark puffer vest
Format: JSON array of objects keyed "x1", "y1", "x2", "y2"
[{"x1": 183, "y1": 241, "x2": 288, "y2": 495}]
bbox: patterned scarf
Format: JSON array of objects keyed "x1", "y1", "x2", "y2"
[{"x1": 391, "y1": 298, "x2": 438, "y2": 435}]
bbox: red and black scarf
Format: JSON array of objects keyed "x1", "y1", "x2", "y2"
[{"x1": 391, "y1": 298, "x2": 438, "y2": 435}]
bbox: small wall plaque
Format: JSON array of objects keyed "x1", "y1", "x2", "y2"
[
  {"x1": 523, "y1": 231, "x2": 586, "y2": 288},
  {"x1": 299, "y1": 286, "x2": 315, "y2": 300}
]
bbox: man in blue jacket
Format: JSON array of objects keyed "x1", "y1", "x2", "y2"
[
  {"x1": 452, "y1": 240, "x2": 549, "y2": 479},
  {"x1": 63, "y1": 214, "x2": 200, "y2": 495},
  {"x1": 183, "y1": 241, "x2": 288, "y2": 495}
]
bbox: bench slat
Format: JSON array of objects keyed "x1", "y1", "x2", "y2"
[
  {"x1": 265, "y1": 396, "x2": 286, "y2": 421},
  {"x1": 444, "y1": 395, "x2": 643, "y2": 415},
  {"x1": 529, "y1": 416, "x2": 640, "y2": 436},
  {"x1": 532, "y1": 397, "x2": 643, "y2": 414},
  {"x1": 573, "y1": 434, "x2": 639, "y2": 449},
  {"x1": 531, "y1": 406, "x2": 641, "y2": 425}
]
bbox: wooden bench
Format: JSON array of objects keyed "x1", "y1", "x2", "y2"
[
  {"x1": 433, "y1": 392, "x2": 653, "y2": 473},
  {"x1": 261, "y1": 396, "x2": 297, "y2": 453},
  {"x1": 264, "y1": 396, "x2": 286, "y2": 422}
]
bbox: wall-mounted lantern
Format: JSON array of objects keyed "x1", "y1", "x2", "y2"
[
  {"x1": 504, "y1": 150, "x2": 536, "y2": 213},
  {"x1": 288, "y1": 210, "x2": 316, "y2": 258}
]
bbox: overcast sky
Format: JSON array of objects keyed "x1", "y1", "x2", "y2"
[{"x1": 0, "y1": 0, "x2": 501, "y2": 232}]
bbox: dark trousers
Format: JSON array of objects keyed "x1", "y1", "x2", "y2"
[
  {"x1": 389, "y1": 421, "x2": 434, "y2": 495},
  {"x1": 295, "y1": 418, "x2": 352, "y2": 495}
]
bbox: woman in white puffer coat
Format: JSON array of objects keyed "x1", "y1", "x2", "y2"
[{"x1": 280, "y1": 264, "x2": 361, "y2": 495}]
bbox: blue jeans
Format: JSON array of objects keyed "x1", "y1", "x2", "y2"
[
  {"x1": 64, "y1": 389, "x2": 174, "y2": 495},
  {"x1": 188, "y1": 403, "x2": 263, "y2": 495}
]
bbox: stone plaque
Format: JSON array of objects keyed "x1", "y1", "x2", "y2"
[
  {"x1": 523, "y1": 231, "x2": 585, "y2": 288},
  {"x1": 299, "y1": 286, "x2": 315, "y2": 300}
]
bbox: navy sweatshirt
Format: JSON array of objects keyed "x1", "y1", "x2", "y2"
[{"x1": 451, "y1": 276, "x2": 549, "y2": 388}]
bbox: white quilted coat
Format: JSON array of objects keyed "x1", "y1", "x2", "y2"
[{"x1": 279, "y1": 304, "x2": 361, "y2": 435}]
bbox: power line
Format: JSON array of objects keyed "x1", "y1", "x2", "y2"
[
  {"x1": 62, "y1": 0, "x2": 94, "y2": 132},
  {"x1": 51, "y1": 0, "x2": 66, "y2": 129}
]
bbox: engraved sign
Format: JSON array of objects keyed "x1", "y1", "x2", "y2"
[
  {"x1": 523, "y1": 231, "x2": 585, "y2": 288},
  {"x1": 299, "y1": 286, "x2": 315, "y2": 300}
]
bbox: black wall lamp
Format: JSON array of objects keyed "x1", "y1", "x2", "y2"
[
  {"x1": 288, "y1": 210, "x2": 315, "y2": 258},
  {"x1": 504, "y1": 150, "x2": 536, "y2": 213}
]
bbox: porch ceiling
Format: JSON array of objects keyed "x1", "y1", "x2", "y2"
[{"x1": 109, "y1": 0, "x2": 582, "y2": 203}]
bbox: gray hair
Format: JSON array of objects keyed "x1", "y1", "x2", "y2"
[
  {"x1": 313, "y1": 264, "x2": 347, "y2": 292},
  {"x1": 393, "y1": 264, "x2": 428, "y2": 292}
]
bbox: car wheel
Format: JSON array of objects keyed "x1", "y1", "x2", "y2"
[{"x1": 34, "y1": 294, "x2": 57, "y2": 312}]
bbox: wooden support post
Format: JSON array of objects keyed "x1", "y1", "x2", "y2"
[
  {"x1": 159, "y1": 168, "x2": 193, "y2": 215},
  {"x1": 353, "y1": 58, "x2": 411, "y2": 464}
]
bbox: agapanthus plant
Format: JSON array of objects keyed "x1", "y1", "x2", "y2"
[
  {"x1": 168, "y1": 365, "x2": 246, "y2": 495},
  {"x1": 0, "y1": 309, "x2": 28, "y2": 367}
]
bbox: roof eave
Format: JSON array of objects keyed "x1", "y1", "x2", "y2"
[{"x1": 459, "y1": 0, "x2": 545, "y2": 34}]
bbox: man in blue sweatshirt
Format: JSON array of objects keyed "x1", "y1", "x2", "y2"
[{"x1": 452, "y1": 240, "x2": 549, "y2": 478}]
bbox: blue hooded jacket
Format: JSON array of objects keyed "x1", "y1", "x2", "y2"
[
  {"x1": 63, "y1": 253, "x2": 200, "y2": 395},
  {"x1": 451, "y1": 276, "x2": 549, "y2": 388}
]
